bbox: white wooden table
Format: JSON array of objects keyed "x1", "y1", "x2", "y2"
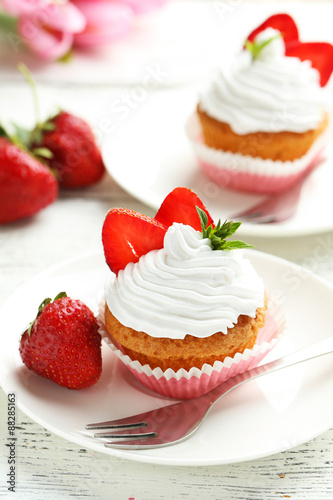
[{"x1": 1, "y1": 1, "x2": 333, "y2": 497}]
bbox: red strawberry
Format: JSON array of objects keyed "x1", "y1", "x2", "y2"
[
  {"x1": 19, "y1": 293, "x2": 102, "y2": 390},
  {"x1": 246, "y1": 13, "x2": 299, "y2": 46},
  {"x1": 38, "y1": 111, "x2": 105, "y2": 188},
  {"x1": 155, "y1": 187, "x2": 214, "y2": 231},
  {"x1": 102, "y1": 208, "x2": 167, "y2": 275},
  {"x1": 0, "y1": 137, "x2": 58, "y2": 224},
  {"x1": 285, "y1": 42, "x2": 333, "y2": 87},
  {"x1": 246, "y1": 13, "x2": 333, "y2": 87}
]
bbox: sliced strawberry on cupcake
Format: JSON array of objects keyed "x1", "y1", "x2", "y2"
[
  {"x1": 102, "y1": 187, "x2": 214, "y2": 275},
  {"x1": 285, "y1": 42, "x2": 333, "y2": 87},
  {"x1": 246, "y1": 13, "x2": 299, "y2": 46},
  {"x1": 246, "y1": 13, "x2": 333, "y2": 86},
  {"x1": 102, "y1": 208, "x2": 167, "y2": 275},
  {"x1": 155, "y1": 186, "x2": 214, "y2": 230}
]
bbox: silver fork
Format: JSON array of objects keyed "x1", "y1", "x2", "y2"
[
  {"x1": 86, "y1": 335, "x2": 333, "y2": 450},
  {"x1": 231, "y1": 155, "x2": 324, "y2": 224}
]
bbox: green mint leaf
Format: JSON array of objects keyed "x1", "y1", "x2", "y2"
[
  {"x1": 222, "y1": 240, "x2": 254, "y2": 250},
  {"x1": 196, "y1": 206, "x2": 209, "y2": 234},
  {"x1": 245, "y1": 33, "x2": 282, "y2": 60},
  {"x1": 196, "y1": 206, "x2": 253, "y2": 251}
]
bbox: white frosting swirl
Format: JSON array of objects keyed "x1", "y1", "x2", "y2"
[
  {"x1": 199, "y1": 28, "x2": 330, "y2": 134},
  {"x1": 105, "y1": 223, "x2": 264, "y2": 339}
]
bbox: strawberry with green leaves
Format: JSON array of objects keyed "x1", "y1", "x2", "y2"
[
  {"x1": 13, "y1": 64, "x2": 105, "y2": 189},
  {"x1": 36, "y1": 110, "x2": 106, "y2": 188},
  {"x1": 19, "y1": 292, "x2": 102, "y2": 390},
  {"x1": 102, "y1": 187, "x2": 250, "y2": 275},
  {"x1": 0, "y1": 135, "x2": 58, "y2": 224}
]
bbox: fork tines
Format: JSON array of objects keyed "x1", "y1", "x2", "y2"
[
  {"x1": 94, "y1": 431, "x2": 158, "y2": 442},
  {"x1": 86, "y1": 421, "x2": 147, "y2": 431}
]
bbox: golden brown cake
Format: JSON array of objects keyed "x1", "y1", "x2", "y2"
[
  {"x1": 197, "y1": 105, "x2": 329, "y2": 162},
  {"x1": 104, "y1": 298, "x2": 267, "y2": 371}
]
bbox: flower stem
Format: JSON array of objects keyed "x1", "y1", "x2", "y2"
[{"x1": 0, "y1": 12, "x2": 17, "y2": 33}]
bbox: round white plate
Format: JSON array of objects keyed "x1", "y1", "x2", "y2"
[
  {"x1": 102, "y1": 86, "x2": 333, "y2": 238},
  {"x1": 1, "y1": 251, "x2": 333, "y2": 466}
]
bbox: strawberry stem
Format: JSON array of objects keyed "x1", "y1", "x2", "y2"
[
  {"x1": 16, "y1": 64, "x2": 55, "y2": 159},
  {"x1": 17, "y1": 63, "x2": 41, "y2": 127},
  {"x1": 26, "y1": 292, "x2": 67, "y2": 336}
]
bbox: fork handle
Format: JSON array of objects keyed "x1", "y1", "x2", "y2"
[{"x1": 206, "y1": 335, "x2": 333, "y2": 406}]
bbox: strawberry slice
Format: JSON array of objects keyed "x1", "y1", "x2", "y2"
[
  {"x1": 155, "y1": 187, "x2": 214, "y2": 231},
  {"x1": 102, "y1": 208, "x2": 167, "y2": 275},
  {"x1": 246, "y1": 13, "x2": 299, "y2": 46},
  {"x1": 285, "y1": 41, "x2": 333, "y2": 87},
  {"x1": 246, "y1": 13, "x2": 333, "y2": 87}
]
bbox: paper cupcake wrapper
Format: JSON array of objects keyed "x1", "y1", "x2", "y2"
[
  {"x1": 186, "y1": 114, "x2": 328, "y2": 194},
  {"x1": 97, "y1": 296, "x2": 285, "y2": 399}
]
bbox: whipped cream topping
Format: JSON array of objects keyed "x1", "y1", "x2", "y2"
[
  {"x1": 105, "y1": 223, "x2": 265, "y2": 339},
  {"x1": 199, "y1": 28, "x2": 330, "y2": 135}
]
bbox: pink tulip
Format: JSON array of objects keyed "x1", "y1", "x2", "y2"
[
  {"x1": 0, "y1": 0, "x2": 42, "y2": 16},
  {"x1": 121, "y1": 0, "x2": 169, "y2": 15},
  {"x1": 1, "y1": 0, "x2": 170, "y2": 60},
  {"x1": 15, "y1": 1, "x2": 86, "y2": 60},
  {"x1": 72, "y1": 0, "x2": 134, "y2": 48}
]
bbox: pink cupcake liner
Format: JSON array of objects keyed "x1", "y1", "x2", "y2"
[
  {"x1": 186, "y1": 114, "x2": 328, "y2": 194},
  {"x1": 97, "y1": 295, "x2": 285, "y2": 399}
]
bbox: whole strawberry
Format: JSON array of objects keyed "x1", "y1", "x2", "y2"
[
  {"x1": 37, "y1": 111, "x2": 105, "y2": 188},
  {"x1": 0, "y1": 137, "x2": 58, "y2": 224},
  {"x1": 19, "y1": 293, "x2": 102, "y2": 390}
]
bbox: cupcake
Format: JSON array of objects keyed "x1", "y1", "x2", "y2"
[
  {"x1": 188, "y1": 14, "x2": 333, "y2": 194},
  {"x1": 100, "y1": 187, "x2": 284, "y2": 398}
]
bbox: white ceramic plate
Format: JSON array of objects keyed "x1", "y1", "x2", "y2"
[
  {"x1": 1, "y1": 251, "x2": 333, "y2": 466},
  {"x1": 103, "y1": 86, "x2": 333, "y2": 238}
]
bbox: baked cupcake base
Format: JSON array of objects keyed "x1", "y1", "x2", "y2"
[
  {"x1": 98, "y1": 296, "x2": 285, "y2": 399},
  {"x1": 186, "y1": 113, "x2": 328, "y2": 194},
  {"x1": 104, "y1": 301, "x2": 267, "y2": 372}
]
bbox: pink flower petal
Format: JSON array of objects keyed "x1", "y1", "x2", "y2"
[
  {"x1": 120, "y1": 0, "x2": 169, "y2": 15},
  {"x1": 37, "y1": 3, "x2": 86, "y2": 34},
  {"x1": 1, "y1": 0, "x2": 42, "y2": 16},
  {"x1": 17, "y1": 15, "x2": 73, "y2": 61},
  {"x1": 72, "y1": 1, "x2": 133, "y2": 47}
]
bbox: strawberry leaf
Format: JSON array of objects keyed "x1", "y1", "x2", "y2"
[
  {"x1": 31, "y1": 147, "x2": 54, "y2": 159},
  {"x1": 12, "y1": 122, "x2": 31, "y2": 148},
  {"x1": 0, "y1": 124, "x2": 9, "y2": 138},
  {"x1": 196, "y1": 207, "x2": 253, "y2": 251},
  {"x1": 26, "y1": 292, "x2": 67, "y2": 336}
]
